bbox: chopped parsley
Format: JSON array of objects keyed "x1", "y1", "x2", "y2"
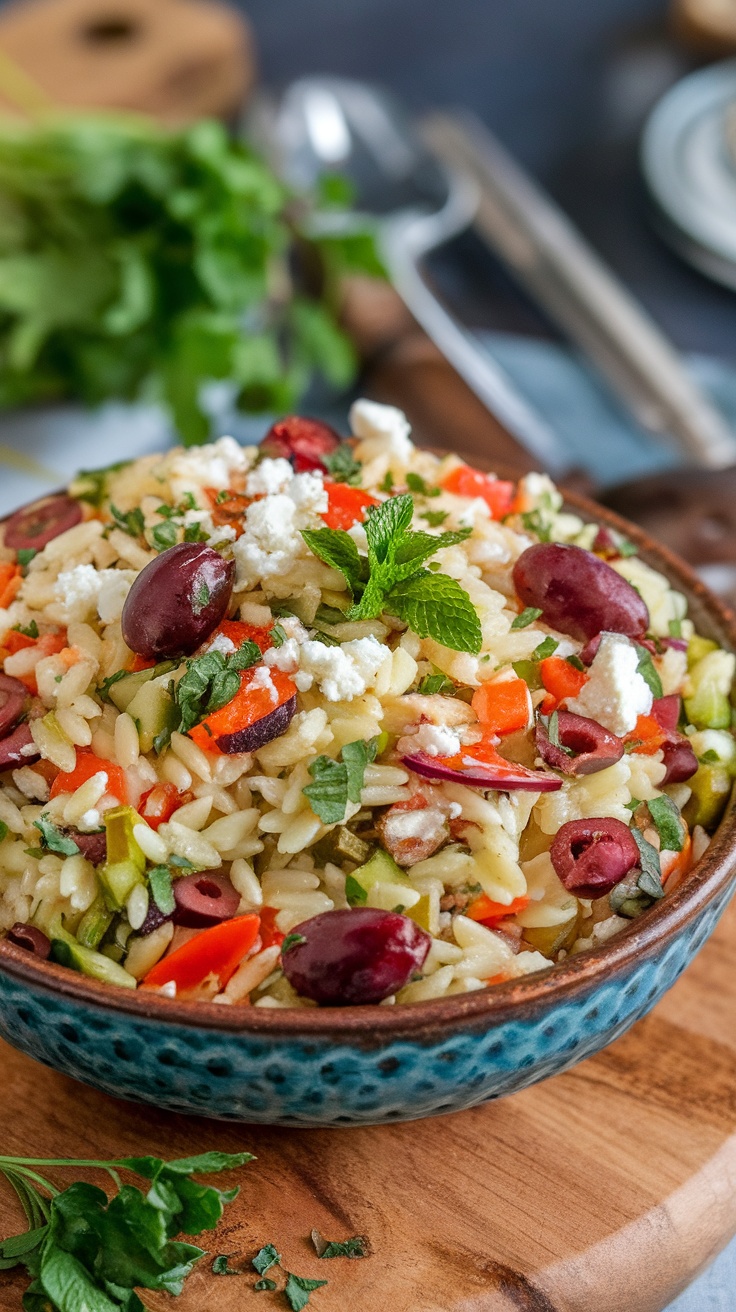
[
  {"x1": 511, "y1": 606, "x2": 542, "y2": 630},
  {"x1": 421, "y1": 509, "x2": 449, "y2": 527},
  {"x1": 110, "y1": 503, "x2": 145, "y2": 538},
  {"x1": 33, "y1": 814, "x2": 80, "y2": 857},
  {"x1": 406, "y1": 471, "x2": 440, "y2": 497},
  {"x1": 12, "y1": 619, "x2": 38, "y2": 638}
]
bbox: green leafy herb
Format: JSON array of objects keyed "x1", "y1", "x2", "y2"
[
  {"x1": 15, "y1": 549, "x2": 36, "y2": 569},
  {"x1": 324, "y1": 444, "x2": 362, "y2": 486},
  {"x1": 174, "y1": 640, "x2": 261, "y2": 735},
  {"x1": 213, "y1": 1253, "x2": 241, "y2": 1275},
  {"x1": 281, "y1": 933, "x2": 307, "y2": 952},
  {"x1": 405, "y1": 471, "x2": 440, "y2": 497},
  {"x1": 699, "y1": 749, "x2": 719, "y2": 763},
  {"x1": 97, "y1": 668, "x2": 127, "y2": 702},
  {"x1": 110, "y1": 504, "x2": 145, "y2": 538},
  {"x1": 520, "y1": 509, "x2": 552, "y2": 541},
  {"x1": 311, "y1": 1229, "x2": 369, "y2": 1259},
  {"x1": 69, "y1": 460, "x2": 131, "y2": 508},
  {"x1": 0, "y1": 117, "x2": 371, "y2": 444},
  {"x1": 669, "y1": 619, "x2": 683, "y2": 638},
  {"x1": 417, "y1": 670, "x2": 455, "y2": 695},
  {"x1": 566, "y1": 654, "x2": 586, "y2": 672},
  {"x1": 303, "y1": 738, "x2": 378, "y2": 824},
  {"x1": 285, "y1": 1272, "x2": 329, "y2": 1310},
  {"x1": 184, "y1": 521, "x2": 209, "y2": 544},
  {"x1": 151, "y1": 520, "x2": 178, "y2": 552},
  {"x1": 625, "y1": 797, "x2": 642, "y2": 812},
  {"x1": 345, "y1": 874, "x2": 368, "y2": 907},
  {"x1": 0, "y1": 1150, "x2": 252, "y2": 1309},
  {"x1": 252, "y1": 1244, "x2": 282, "y2": 1275},
  {"x1": 12, "y1": 619, "x2": 39, "y2": 638},
  {"x1": 271, "y1": 624, "x2": 286, "y2": 648},
  {"x1": 0, "y1": 821, "x2": 8, "y2": 843},
  {"x1": 379, "y1": 470, "x2": 394, "y2": 492},
  {"x1": 148, "y1": 866, "x2": 176, "y2": 916},
  {"x1": 511, "y1": 607, "x2": 542, "y2": 630},
  {"x1": 255, "y1": 1276, "x2": 278, "y2": 1290},
  {"x1": 312, "y1": 603, "x2": 347, "y2": 626},
  {"x1": 616, "y1": 538, "x2": 638, "y2": 558},
  {"x1": 193, "y1": 581, "x2": 211, "y2": 614},
  {"x1": 33, "y1": 814, "x2": 80, "y2": 857},
  {"x1": 532, "y1": 636, "x2": 558, "y2": 661},
  {"x1": 647, "y1": 796, "x2": 685, "y2": 852},
  {"x1": 630, "y1": 826, "x2": 665, "y2": 900},
  {"x1": 421, "y1": 509, "x2": 448, "y2": 527},
  {"x1": 302, "y1": 495, "x2": 480, "y2": 654},
  {"x1": 634, "y1": 643, "x2": 663, "y2": 699}
]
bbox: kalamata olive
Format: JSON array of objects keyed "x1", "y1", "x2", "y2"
[
  {"x1": 70, "y1": 830, "x2": 107, "y2": 866},
  {"x1": 139, "y1": 901, "x2": 172, "y2": 936},
  {"x1": 4, "y1": 494, "x2": 82, "y2": 552},
  {"x1": 550, "y1": 817, "x2": 640, "y2": 899},
  {"x1": 512, "y1": 543, "x2": 649, "y2": 642},
  {"x1": 281, "y1": 907, "x2": 431, "y2": 1005},
  {"x1": 0, "y1": 672, "x2": 28, "y2": 738},
  {"x1": 7, "y1": 922, "x2": 51, "y2": 959},
  {"x1": 217, "y1": 695, "x2": 296, "y2": 754},
  {"x1": 260, "y1": 415, "x2": 341, "y2": 472},
  {"x1": 121, "y1": 543, "x2": 235, "y2": 659},
  {"x1": 0, "y1": 722, "x2": 39, "y2": 770},
  {"x1": 535, "y1": 710, "x2": 624, "y2": 776},
  {"x1": 661, "y1": 738, "x2": 698, "y2": 785},
  {"x1": 579, "y1": 634, "x2": 601, "y2": 666},
  {"x1": 173, "y1": 870, "x2": 240, "y2": 927}
]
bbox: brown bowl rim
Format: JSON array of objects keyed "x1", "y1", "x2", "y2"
[{"x1": 1, "y1": 476, "x2": 735, "y2": 1040}]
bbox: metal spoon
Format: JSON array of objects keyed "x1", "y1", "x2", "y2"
[{"x1": 246, "y1": 76, "x2": 570, "y2": 475}]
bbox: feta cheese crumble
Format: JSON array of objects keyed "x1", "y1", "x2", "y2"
[
  {"x1": 55, "y1": 565, "x2": 136, "y2": 624},
  {"x1": 167, "y1": 435, "x2": 247, "y2": 502},
  {"x1": 349, "y1": 398, "x2": 414, "y2": 465},
  {"x1": 245, "y1": 457, "x2": 293, "y2": 497},
  {"x1": 294, "y1": 635, "x2": 391, "y2": 702},
  {"x1": 567, "y1": 632, "x2": 653, "y2": 735},
  {"x1": 403, "y1": 722, "x2": 462, "y2": 758}
]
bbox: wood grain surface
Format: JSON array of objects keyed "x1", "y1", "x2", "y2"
[{"x1": 0, "y1": 338, "x2": 734, "y2": 1312}]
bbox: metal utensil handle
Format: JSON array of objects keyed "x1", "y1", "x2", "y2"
[
  {"x1": 379, "y1": 184, "x2": 571, "y2": 475},
  {"x1": 421, "y1": 109, "x2": 736, "y2": 470}
]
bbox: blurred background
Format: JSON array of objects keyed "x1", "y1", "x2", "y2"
[{"x1": 0, "y1": 1, "x2": 733, "y2": 1306}]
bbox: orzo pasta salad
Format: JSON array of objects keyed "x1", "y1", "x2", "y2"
[{"x1": 0, "y1": 401, "x2": 733, "y2": 1007}]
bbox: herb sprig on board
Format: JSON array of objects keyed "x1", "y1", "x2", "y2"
[
  {"x1": 0, "y1": 116, "x2": 380, "y2": 445},
  {"x1": 302, "y1": 494, "x2": 481, "y2": 654},
  {"x1": 0, "y1": 1150, "x2": 252, "y2": 1310}
]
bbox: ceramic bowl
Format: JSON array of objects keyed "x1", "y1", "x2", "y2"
[{"x1": 0, "y1": 490, "x2": 735, "y2": 1126}]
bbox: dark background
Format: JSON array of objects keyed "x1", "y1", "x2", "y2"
[{"x1": 231, "y1": 0, "x2": 736, "y2": 358}]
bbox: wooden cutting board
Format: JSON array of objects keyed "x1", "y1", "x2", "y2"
[{"x1": 1, "y1": 354, "x2": 735, "y2": 1312}]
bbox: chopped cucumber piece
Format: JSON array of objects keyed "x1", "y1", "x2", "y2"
[
  {"x1": 345, "y1": 847, "x2": 412, "y2": 907},
  {"x1": 125, "y1": 677, "x2": 178, "y2": 754},
  {"x1": 108, "y1": 661, "x2": 175, "y2": 712},
  {"x1": 76, "y1": 898, "x2": 114, "y2": 949},
  {"x1": 683, "y1": 762, "x2": 732, "y2": 829},
  {"x1": 685, "y1": 649, "x2": 735, "y2": 729},
  {"x1": 687, "y1": 635, "x2": 718, "y2": 670},
  {"x1": 49, "y1": 919, "x2": 136, "y2": 988},
  {"x1": 101, "y1": 807, "x2": 146, "y2": 910}
]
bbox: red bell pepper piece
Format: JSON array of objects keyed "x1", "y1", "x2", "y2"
[
  {"x1": 258, "y1": 905, "x2": 285, "y2": 949},
  {"x1": 207, "y1": 619, "x2": 273, "y2": 654},
  {"x1": 0, "y1": 562, "x2": 22, "y2": 609},
  {"x1": 440, "y1": 465, "x2": 517, "y2": 519},
  {"x1": 188, "y1": 666, "x2": 297, "y2": 753},
  {"x1": 320, "y1": 481, "x2": 379, "y2": 530},
  {"x1": 466, "y1": 893, "x2": 530, "y2": 925},
  {"x1": 143, "y1": 914, "x2": 261, "y2": 992},
  {"x1": 49, "y1": 749, "x2": 128, "y2": 803},
  {"x1": 138, "y1": 782, "x2": 193, "y2": 830},
  {"x1": 539, "y1": 656, "x2": 588, "y2": 712},
  {"x1": 472, "y1": 678, "x2": 531, "y2": 736}
]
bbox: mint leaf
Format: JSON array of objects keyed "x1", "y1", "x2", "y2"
[
  {"x1": 511, "y1": 607, "x2": 542, "y2": 630},
  {"x1": 323, "y1": 444, "x2": 362, "y2": 485},
  {"x1": 174, "y1": 640, "x2": 260, "y2": 733},
  {"x1": 271, "y1": 624, "x2": 286, "y2": 648},
  {"x1": 111, "y1": 504, "x2": 145, "y2": 538},
  {"x1": 33, "y1": 814, "x2": 80, "y2": 857},
  {"x1": 97, "y1": 668, "x2": 127, "y2": 702},
  {"x1": 421, "y1": 510, "x2": 448, "y2": 527},
  {"x1": 148, "y1": 866, "x2": 175, "y2": 916},
  {"x1": 284, "y1": 1272, "x2": 328, "y2": 1310},
  {"x1": 252, "y1": 1244, "x2": 281, "y2": 1275},
  {"x1": 406, "y1": 471, "x2": 440, "y2": 497},
  {"x1": 418, "y1": 670, "x2": 455, "y2": 695},
  {"x1": 364, "y1": 493, "x2": 413, "y2": 563},
  {"x1": 255, "y1": 1276, "x2": 278, "y2": 1290},
  {"x1": 647, "y1": 795, "x2": 685, "y2": 852},
  {"x1": 631, "y1": 826, "x2": 665, "y2": 899},
  {"x1": 303, "y1": 738, "x2": 377, "y2": 822},
  {"x1": 301, "y1": 528, "x2": 363, "y2": 596},
  {"x1": 392, "y1": 527, "x2": 470, "y2": 579},
  {"x1": 213, "y1": 1254, "x2": 241, "y2": 1275},
  {"x1": 152, "y1": 520, "x2": 178, "y2": 552},
  {"x1": 633, "y1": 643, "x2": 663, "y2": 699},
  {"x1": 311, "y1": 1229, "x2": 369, "y2": 1259},
  {"x1": 387, "y1": 571, "x2": 482, "y2": 655}
]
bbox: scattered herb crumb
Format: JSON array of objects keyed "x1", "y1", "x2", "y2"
[
  {"x1": 255, "y1": 1276, "x2": 278, "y2": 1290},
  {"x1": 311, "y1": 1228, "x2": 370, "y2": 1259},
  {"x1": 252, "y1": 1243, "x2": 282, "y2": 1275},
  {"x1": 213, "y1": 1253, "x2": 242, "y2": 1275},
  {"x1": 285, "y1": 1272, "x2": 329, "y2": 1310}
]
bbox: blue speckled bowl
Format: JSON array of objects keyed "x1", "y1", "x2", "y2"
[{"x1": 1, "y1": 497, "x2": 734, "y2": 1126}]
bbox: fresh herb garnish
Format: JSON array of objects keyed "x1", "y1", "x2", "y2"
[
  {"x1": 647, "y1": 795, "x2": 685, "y2": 852},
  {"x1": 699, "y1": 748, "x2": 719, "y2": 763},
  {"x1": 616, "y1": 537, "x2": 638, "y2": 558},
  {"x1": 16, "y1": 549, "x2": 36, "y2": 569},
  {"x1": 148, "y1": 866, "x2": 176, "y2": 915},
  {"x1": 566, "y1": 654, "x2": 586, "y2": 672},
  {"x1": 324, "y1": 444, "x2": 362, "y2": 486},
  {"x1": 174, "y1": 640, "x2": 261, "y2": 736},
  {"x1": 532, "y1": 636, "x2": 558, "y2": 661},
  {"x1": 0, "y1": 1150, "x2": 252, "y2": 1309},
  {"x1": 271, "y1": 624, "x2": 287, "y2": 648},
  {"x1": 303, "y1": 495, "x2": 481, "y2": 654},
  {"x1": 213, "y1": 1253, "x2": 242, "y2": 1275},
  {"x1": 193, "y1": 580, "x2": 211, "y2": 614},
  {"x1": 253, "y1": 1244, "x2": 282, "y2": 1275},
  {"x1": 0, "y1": 820, "x2": 8, "y2": 843},
  {"x1": 421, "y1": 509, "x2": 448, "y2": 527},
  {"x1": 184, "y1": 521, "x2": 209, "y2": 544},
  {"x1": 345, "y1": 875, "x2": 368, "y2": 907},
  {"x1": 255, "y1": 1276, "x2": 278, "y2": 1290},
  {"x1": 633, "y1": 643, "x2": 663, "y2": 699},
  {"x1": 545, "y1": 709, "x2": 573, "y2": 754},
  {"x1": 625, "y1": 797, "x2": 642, "y2": 812},
  {"x1": 281, "y1": 933, "x2": 307, "y2": 953},
  {"x1": 669, "y1": 618, "x2": 683, "y2": 638},
  {"x1": 97, "y1": 668, "x2": 128, "y2": 702},
  {"x1": 33, "y1": 814, "x2": 79, "y2": 857},
  {"x1": 520, "y1": 509, "x2": 552, "y2": 541},
  {"x1": 418, "y1": 670, "x2": 455, "y2": 695},
  {"x1": 311, "y1": 1229, "x2": 369, "y2": 1259},
  {"x1": 285, "y1": 1272, "x2": 328, "y2": 1310},
  {"x1": 379, "y1": 470, "x2": 394, "y2": 492},
  {"x1": 630, "y1": 826, "x2": 665, "y2": 900},
  {"x1": 12, "y1": 619, "x2": 39, "y2": 638},
  {"x1": 152, "y1": 520, "x2": 178, "y2": 552},
  {"x1": 69, "y1": 460, "x2": 131, "y2": 508},
  {"x1": 303, "y1": 737, "x2": 378, "y2": 824},
  {"x1": 406, "y1": 471, "x2": 440, "y2": 497},
  {"x1": 511, "y1": 606, "x2": 542, "y2": 630},
  {"x1": 110, "y1": 503, "x2": 145, "y2": 538}
]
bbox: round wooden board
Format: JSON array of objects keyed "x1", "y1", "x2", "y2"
[{"x1": 0, "y1": 895, "x2": 734, "y2": 1312}]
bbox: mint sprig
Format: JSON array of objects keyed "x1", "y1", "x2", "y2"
[{"x1": 302, "y1": 494, "x2": 481, "y2": 654}]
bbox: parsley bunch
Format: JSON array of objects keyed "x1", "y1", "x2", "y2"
[
  {"x1": 0, "y1": 115, "x2": 379, "y2": 444},
  {"x1": 302, "y1": 494, "x2": 482, "y2": 654},
  {"x1": 0, "y1": 1149, "x2": 252, "y2": 1311}
]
